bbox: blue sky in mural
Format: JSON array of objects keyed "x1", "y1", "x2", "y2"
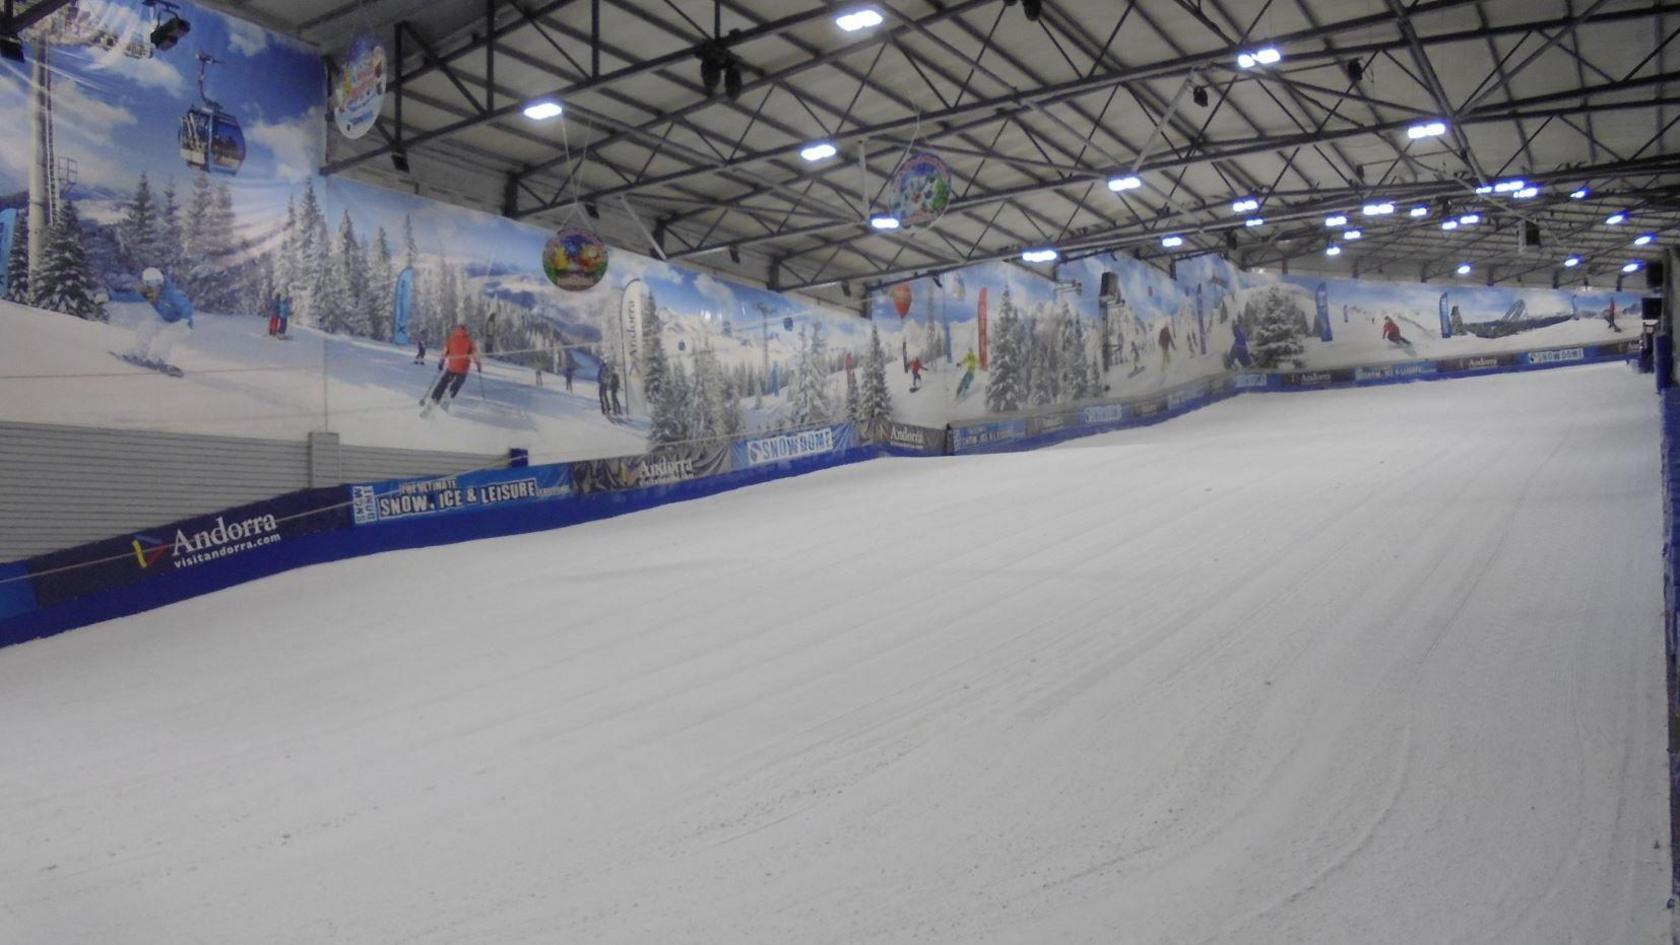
[
  {"x1": 0, "y1": 0, "x2": 322, "y2": 200},
  {"x1": 1280, "y1": 273, "x2": 1636, "y2": 320}
]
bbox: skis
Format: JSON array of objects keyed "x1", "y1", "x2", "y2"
[{"x1": 112, "y1": 352, "x2": 183, "y2": 378}]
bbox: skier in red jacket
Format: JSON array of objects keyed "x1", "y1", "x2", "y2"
[
  {"x1": 422, "y1": 324, "x2": 482, "y2": 414},
  {"x1": 1382, "y1": 316, "x2": 1410, "y2": 345}
]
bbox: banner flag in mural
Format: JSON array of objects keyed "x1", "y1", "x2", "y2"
[
  {"x1": 391, "y1": 265, "x2": 414, "y2": 346},
  {"x1": 572, "y1": 440, "x2": 731, "y2": 494},
  {"x1": 350, "y1": 465, "x2": 573, "y2": 526},
  {"x1": 977, "y1": 287, "x2": 989, "y2": 369},
  {"x1": 1196, "y1": 284, "x2": 1208, "y2": 354},
  {"x1": 1315, "y1": 283, "x2": 1333, "y2": 342},
  {"x1": 1439, "y1": 292, "x2": 1453, "y2": 338},
  {"x1": 0, "y1": 207, "x2": 14, "y2": 295}
]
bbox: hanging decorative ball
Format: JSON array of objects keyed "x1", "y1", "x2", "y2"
[
  {"x1": 885, "y1": 151, "x2": 953, "y2": 229},
  {"x1": 891, "y1": 282, "x2": 912, "y2": 318},
  {"x1": 543, "y1": 226, "x2": 610, "y2": 291},
  {"x1": 333, "y1": 33, "x2": 387, "y2": 140}
]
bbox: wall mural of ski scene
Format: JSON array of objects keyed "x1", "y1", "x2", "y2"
[
  {"x1": 0, "y1": 1, "x2": 1647, "y2": 464},
  {"x1": 0, "y1": 0, "x2": 887, "y2": 462},
  {"x1": 872, "y1": 249, "x2": 1644, "y2": 427}
]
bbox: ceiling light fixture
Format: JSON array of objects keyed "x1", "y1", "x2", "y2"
[
  {"x1": 1107, "y1": 175, "x2": 1142, "y2": 192},
  {"x1": 1326, "y1": 244, "x2": 1342, "y2": 256},
  {"x1": 1406, "y1": 120, "x2": 1447, "y2": 139},
  {"x1": 1563, "y1": 256, "x2": 1580, "y2": 268},
  {"x1": 834, "y1": 8, "x2": 884, "y2": 31},
  {"x1": 1456, "y1": 263, "x2": 1472, "y2": 275},
  {"x1": 1344, "y1": 229, "x2": 1362, "y2": 240},
  {"x1": 1570, "y1": 188, "x2": 1590, "y2": 199},
  {"x1": 1623, "y1": 261, "x2": 1642, "y2": 273},
  {"x1": 869, "y1": 214, "x2": 900, "y2": 230},
  {"x1": 800, "y1": 141, "x2": 838, "y2": 162},
  {"x1": 1232, "y1": 197, "x2": 1261, "y2": 214},
  {"x1": 1606, "y1": 212, "x2": 1627, "y2": 225},
  {"x1": 1245, "y1": 218, "x2": 1265, "y2": 227},
  {"x1": 1161, "y1": 235, "x2": 1184, "y2": 248},
  {"x1": 1237, "y1": 46, "x2": 1282, "y2": 69},
  {"x1": 1635, "y1": 234, "x2": 1654, "y2": 246},
  {"x1": 1022, "y1": 248, "x2": 1059, "y2": 263},
  {"x1": 1408, "y1": 206, "x2": 1428, "y2": 218},
  {"x1": 522, "y1": 100, "x2": 563, "y2": 121},
  {"x1": 1325, "y1": 214, "x2": 1348, "y2": 227}
]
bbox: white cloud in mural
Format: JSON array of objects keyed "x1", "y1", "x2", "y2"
[
  {"x1": 247, "y1": 112, "x2": 323, "y2": 182},
  {"x1": 111, "y1": 53, "x2": 185, "y2": 95},
  {"x1": 225, "y1": 18, "x2": 271, "y2": 57}
]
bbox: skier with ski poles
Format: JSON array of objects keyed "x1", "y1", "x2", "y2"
[
  {"x1": 955, "y1": 347, "x2": 979, "y2": 400},
  {"x1": 609, "y1": 366, "x2": 623, "y2": 414},
  {"x1": 421, "y1": 323, "x2": 481, "y2": 414},
  {"x1": 126, "y1": 267, "x2": 193, "y2": 374},
  {"x1": 909, "y1": 356, "x2": 924, "y2": 392}
]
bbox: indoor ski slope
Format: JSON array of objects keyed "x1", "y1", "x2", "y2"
[{"x1": 0, "y1": 363, "x2": 1669, "y2": 944}]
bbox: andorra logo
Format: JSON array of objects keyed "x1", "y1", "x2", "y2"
[{"x1": 130, "y1": 534, "x2": 169, "y2": 569}]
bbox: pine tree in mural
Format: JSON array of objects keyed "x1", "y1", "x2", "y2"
[
  {"x1": 159, "y1": 180, "x2": 183, "y2": 279},
  {"x1": 1027, "y1": 324, "x2": 1054, "y2": 407},
  {"x1": 985, "y1": 286, "x2": 1027, "y2": 413},
  {"x1": 1251, "y1": 290, "x2": 1306, "y2": 368},
  {"x1": 120, "y1": 173, "x2": 158, "y2": 270},
  {"x1": 294, "y1": 179, "x2": 326, "y2": 325},
  {"x1": 32, "y1": 191, "x2": 105, "y2": 321},
  {"x1": 180, "y1": 172, "x2": 214, "y2": 299},
  {"x1": 5, "y1": 210, "x2": 29, "y2": 303},
  {"x1": 335, "y1": 211, "x2": 370, "y2": 336},
  {"x1": 190, "y1": 180, "x2": 239, "y2": 311},
  {"x1": 643, "y1": 304, "x2": 686, "y2": 446},
  {"x1": 792, "y1": 320, "x2": 833, "y2": 426},
  {"x1": 275, "y1": 195, "x2": 297, "y2": 297},
  {"x1": 370, "y1": 227, "x2": 394, "y2": 341},
  {"x1": 858, "y1": 323, "x2": 892, "y2": 439},
  {"x1": 1058, "y1": 310, "x2": 1090, "y2": 400}
]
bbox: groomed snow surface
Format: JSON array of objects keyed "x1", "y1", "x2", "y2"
[{"x1": 0, "y1": 363, "x2": 1670, "y2": 944}]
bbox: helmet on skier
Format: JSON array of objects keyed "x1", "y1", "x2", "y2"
[{"x1": 140, "y1": 268, "x2": 165, "y2": 289}]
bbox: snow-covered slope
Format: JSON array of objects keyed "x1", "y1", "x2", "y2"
[{"x1": 0, "y1": 363, "x2": 1666, "y2": 944}]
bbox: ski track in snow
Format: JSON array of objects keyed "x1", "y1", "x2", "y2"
[{"x1": 0, "y1": 363, "x2": 1669, "y2": 944}]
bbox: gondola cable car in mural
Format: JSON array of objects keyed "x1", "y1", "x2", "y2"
[{"x1": 180, "y1": 52, "x2": 245, "y2": 175}]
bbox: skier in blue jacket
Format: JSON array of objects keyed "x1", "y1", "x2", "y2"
[{"x1": 128, "y1": 267, "x2": 194, "y2": 367}]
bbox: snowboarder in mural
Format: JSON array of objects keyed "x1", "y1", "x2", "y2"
[
  {"x1": 955, "y1": 347, "x2": 979, "y2": 401},
  {"x1": 1223, "y1": 321, "x2": 1253, "y2": 369},
  {"x1": 1381, "y1": 316, "x2": 1411, "y2": 347},
  {"x1": 421, "y1": 323, "x2": 481, "y2": 415},
  {"x1": 122, "y1": 267, "x2": 193, "y2": 377}
]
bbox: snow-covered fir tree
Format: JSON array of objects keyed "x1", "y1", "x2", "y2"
[
  {"x1": 5, "y1": 209, "x2": 29, "y2": 303},
  {"x1": 32, "y1": 192, "x2": 104, "y2": 321},
  {"x1": 858, "y1": 323, "x2": 892, "y2": 439},
  {"x1": 294, "y1": 180, "x2": 327, "y2": 325},
  {"x1": 158, "y1": 180, "x2": 182, "y2": 279},
  {"x1": 369, "y1": 227, "x2": 394, "y2": 341},
  {"x1": 1058, "y1": 309, "x2": 1090, "y2": 400},
  {"x1": 180, "y1": 172, "x2": 214, "y2": 299},
  {"x1": 985, "y1": 286, "x2": 1027, "y2": 413},
  {"x1": 194, "y1": 180, "x2": 239, "y2": 311},
  {"x1": 791, "y1": 320, "x2": 833, "y2": 426},
  {"x1": 275, "y1": 195, "x2": 297, "y2": 298},
  {"x1": 642, "y1": 303, "x2": 686, "y2": 446},
  {"x1": 1251, "y1": 289, "x2": 1306, "y2": 368},
  {"x1": 335, "y1": 211, "x2": 370, "y2": 336},
  {"x1": 120, "y1": 173, "x2": 158, "y2": 270}
]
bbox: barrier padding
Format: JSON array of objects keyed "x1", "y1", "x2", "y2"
[{"x1": 0, "y1": 443, "x2": 880, "y2": 648}]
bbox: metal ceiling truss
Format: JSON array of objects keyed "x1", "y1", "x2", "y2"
[{"x1": 316, "y1": 0, "x2": 1680, "y2": 300}]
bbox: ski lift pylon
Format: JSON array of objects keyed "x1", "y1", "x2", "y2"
[{"x1": 179, "y1": 52, "x2": 245, "y2": 175}]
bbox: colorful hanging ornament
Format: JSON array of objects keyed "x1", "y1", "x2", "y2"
[
  {"x1": 543, "y1": 226, "x2": 610, "y2": 291},
  {"x1": 333, "y1": 33, "x2": 387, "y2": 140}
]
